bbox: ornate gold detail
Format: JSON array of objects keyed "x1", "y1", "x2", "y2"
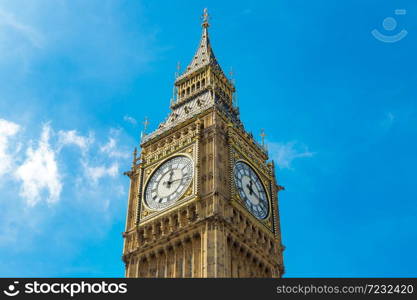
[{"x1": 186, "y1": 187, "x2": 193, "y2": 196}]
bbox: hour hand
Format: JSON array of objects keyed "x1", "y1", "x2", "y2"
[
  {"x1": 162, "y1": 170, "x2": 175, "y2": 187},
  {"x1": 246, "y1": 184, "x2": 252, "y2": 195},
  {"x1": 246, "y1": 180, "x2": 254, "y2": 195}
]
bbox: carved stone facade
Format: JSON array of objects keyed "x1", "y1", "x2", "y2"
[{"x1": 122, "y1": 9, "x2": 284, "y2": 278}]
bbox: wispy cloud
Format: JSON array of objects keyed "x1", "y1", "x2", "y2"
[
  {"x1": 268, "y1": 141, "x2": 315, "y2": 170},
  {"x1": 83, "y1": 162, "x2": 119, "y2": 185},
  {"x1": 0, "y1": 1, "x2": 156, "y2": 81},
  {"x1": 123, "y1": 115, "x2": 137, "y2": 125},
  {"x1": 100, "y1": 137, "x2": 130, "y2": 159},
  {"x1": 0, "y1": 118, "x2": 131, "y2": 254},
  {"x1": 0, "y1": 119, "x2": 130, "y2": 207},
  {"x1": 14, "y1": 124, "x2": 62, "y2": 206},
  {"x1": 0, "y1": 119, "x2": 20, "y2": 177},
  {"x1": 58, "y1": 130, "x2": 93, "y2": 152},
  {"x1": 0, "y1": 8, "x2": 44, "y2": 49}
]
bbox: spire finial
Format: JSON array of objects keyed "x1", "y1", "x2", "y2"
[
  {"x1": 140, "y1": 116, "x2": 149, "y2": 141},
  {"x1": 202, "y1": 8, "x2": 210, "y2": 28},
  {"x1": 172, "y1": 62, "x2": 181, "y2": 104},
  {"x1": 132, "y1": 147, "x2": 138, "y2": 167},
  {"x1": 175, "y1": 61, "x2": 181, "y2": 78},
  {"x1": 143, "y1": 116, "x2": 149, "y2": 133},
  {"x1": 230, "y1": 67, "x2": 238, "y2": 107},
  {"x1": 260, "y1": 129, "x2": 266, "y2": 146}
]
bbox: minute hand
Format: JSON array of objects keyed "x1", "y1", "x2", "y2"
[{"x1": 168, "y1": 176, "x2": 191, "y2": 184}]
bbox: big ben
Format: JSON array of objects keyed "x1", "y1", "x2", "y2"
[{"x1": 122, "y1": 9, "x2": 285, "y2": 278}]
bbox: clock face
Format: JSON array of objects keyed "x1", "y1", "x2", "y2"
[
  {"x1": 234, "y1": 161, "x2": 269, "y2": 220},
  {"x1": 145, "y1": 155, "x2": 193, "y2": 211}
]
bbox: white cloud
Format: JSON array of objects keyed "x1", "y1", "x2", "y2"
[
  {"x1": 0, "y1": 119, "x2": 20, "y2": 176},
  {"x1": 123, "y1": 115, "x2": 137, "y2": 125},
  {"x1": 268, "y1": 141, "x2": 314, "y2": 169},
  {"x1": 100, "y1": 137, "x2": 130, "y2": 159},
  {"x1": 14, "y1": 124, "x2": 62, "y2": 206},
  {"x1": 3, "y1": 123, "x2": 129, "y2": 206},
  {"x1": 81, "y1": 135, "x2": 128, "y2": 184},
  {"x1": 83, "y1": 162, "x2": 119, "y2": 184},
  {"x1": 77, "y1": 129, "x2": 132, "y2": 187},
  {"x1": 58, "y1": 130, "x2": 93, "y2": 151}
]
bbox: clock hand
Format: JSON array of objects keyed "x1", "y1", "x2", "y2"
[
  {"x1": 245, "y1": 180, "x2": 262, "y2": 201},
  {"x1": 168, "y1": 176, "x2": 191, "y2": 183},
  {"x1": 166, "y1": 169, "x2": 175, "y2": 188},
  {"x1": 252, "y1": 191, "x2": 266, "y2": 209},
  {"x1": 163, "y1": 176, "x2": 191, "y2": 187},
  {"x1": 246, "y1": 180, "x2": 254, "y2": 195},
  {"x1": 249, "y1": 181, "x2": 264, "y2": 203}
]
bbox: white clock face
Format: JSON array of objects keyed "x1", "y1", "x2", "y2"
[
  {"x1": 145, "y1": 156, "x2": 193, "y2": 211},
  {"x1": 234, "y1": 161, "x2": 269, "y2": 220}
]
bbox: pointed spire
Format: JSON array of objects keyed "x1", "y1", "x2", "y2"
[
  {"x1": 260, "y1": 129, "x2": 266, "y2": 146},
  {"x1": 260, "y1": 129, "x2": 268, "y2": 152},
  {"x1": 176, "y1": 8, "x2": 221, "y2": 81},
  {"x1": 171, "y1": 62, "x2": 181, "y2": 105},
  {"x1": 140, "y1": 116, "x2": 149, "y2": 141},
  {"x1": 175, "y1": 61, "x2": 181, "y2": 78},
  {"x1": 229, "y1": 67, "x2": 238, "y2": 107},
  {"x1": 143, "y1": 116, "x2": 149, "y2": 132},
  {"x1": 132, "y1": 147, "x2": 137, "y2": 167}
]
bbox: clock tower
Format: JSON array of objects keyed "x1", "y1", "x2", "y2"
[{"x1": 122, "y1": 9, "x2": 285, "y2": 278}]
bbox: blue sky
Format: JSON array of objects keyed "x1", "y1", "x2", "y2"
[{"x1": 0, "y1": 0, "x2": 416, "y2": 277}]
